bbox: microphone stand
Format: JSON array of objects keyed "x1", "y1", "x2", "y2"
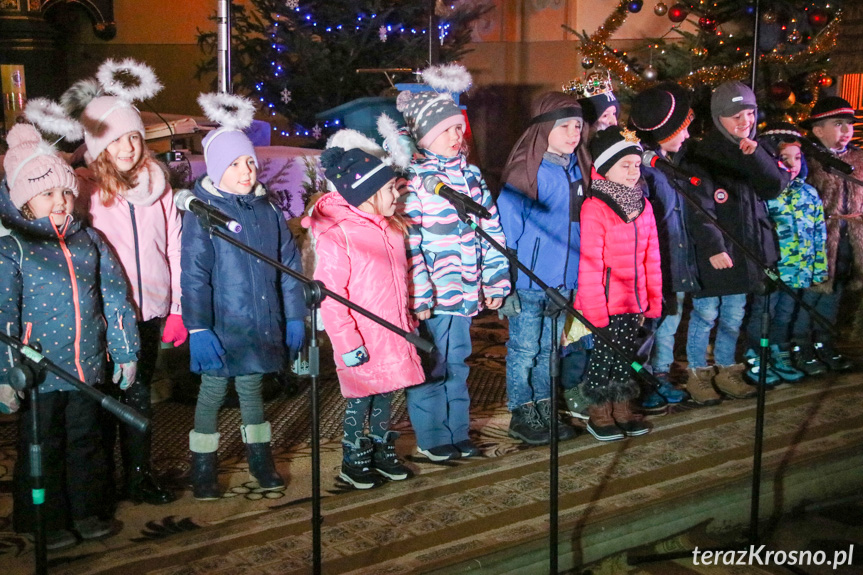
[
  {"x1": 1, "y1": 333, "x2": 149, "y2": 575},
  {"x1": 444, "y1": 204, "x2": 661, "y2": 575},
  {"x1": 190, "y1": 213, "x2": 434, "y2": 575}
]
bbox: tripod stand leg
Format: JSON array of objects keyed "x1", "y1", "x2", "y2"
[{"x1": 750, "y1": 292, "x2": 771, "y2": 545}]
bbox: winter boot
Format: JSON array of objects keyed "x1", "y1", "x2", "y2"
[
  {"x1": 685, "y1": 367, "x2": 722, "y2": 406},
  {"x1": 370, "y1": 431, "x2": 410, "y2": 480},
  {"x1": 241, "y1": 422, "x2": 286, "y2": 491},
  {"x1": 612, "y1": 401, "x2": 651, "y2": 437},
  {"x1": 792, "y1": 342, "x2": 828, "y2": 376},
  {"x1": 508, "y1": 402, "x2": 549, "y2": 445},
  {"x1": 586, "y1": 402, "x2": 625, "y2": 441},
  {"x1": 562, "y1": 386, "x2": 590, "y2": 420},
  {"x1": 814, "y1": 341, "x2": 854, "y2": 371},
  {"x1": 340, "y1": 437, "x2": 378, "y2": 489},
  {"x1": 536, "y1": 398, "x2": 576, "y2": 441},
  {"x1": 743, "y1": 349, "x2": 781, "y2": 386},
  {"x1": 124, "y1": 426, "x2": 176, "y2": 505},
  {"x1": 655, "y1": 373, "x2": 688, "y2": 403},
  {"x1": 769, "y1": 344, "x2": 805, "y2": 383},
  {"x1": 189, "y1": 431, "x2": 221, "y2": 501},
  {"x1": 715, "y1": 363, "x2": 757, "y2": 399}
]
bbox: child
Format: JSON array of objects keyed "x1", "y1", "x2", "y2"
[
  {"x1": 798, "y1": 96, "x2": 862, "y2": 372},
  {"x1": 628, "y1": 83, "x2": 697, "y2": 410},
  {"x1": 743, "y1": 123, "x2": 828, "y2": 382},
  {"x1": 62, "y1": 58, "x2": 182, "y2": 505},
  {"x1": 394, "y1": 63, "x2": 511, "y2": 461},
  {"x1": 573, "y1": 70, "x2": 620, "y2": 140},
  {"x1": 575, "y1": 127, "x2": 662, "y2": 441},
  {"x1": 182, "y1": 93, "x2": 306, "y2": 499},
  {"x1": 681, "y1": 81, "x2": 789, "y2": 403},
  {"x1": 1, "y1": 122, "x2": 140, "y2": 549},
  {"x1": 306, "y1": 130, "x2": 425, "y2": 488},
  {"x1": 497, "y1": 92, "x2": 591, "y2": 445}
]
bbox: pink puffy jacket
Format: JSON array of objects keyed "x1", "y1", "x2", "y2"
[
  {"x1": 575, "y1": 195, "x2": 662, "y2": 328},
  {"x1": 77, "y1": 161, "x2": 182, "y2": 322},
  {"x1": 305, "y1": 192, "x2": 424, "y2": 399}
]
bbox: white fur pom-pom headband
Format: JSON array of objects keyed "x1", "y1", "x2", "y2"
[
  {"x1": 24, "y1": 98, "x2": 84, "y2": 142},
  {"x1": 96, "y1": 58, "x2": 163, "y2": 103},
  {"x1": 197, "y1": 92, "x2": 256, "y2": 131},
  {"x1": 377, "y1": 113, "x2": 414, "y2": 171},
  {"x1": 421, "y1": 63, "x2": 472, "y2": 95}
]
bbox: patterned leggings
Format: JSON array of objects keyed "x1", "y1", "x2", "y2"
[
  {"x1": 343, "y1": 392, "x2": 393, "y2": 443},
  {"x1": 582, "y1": 313, "x2": 642, "y2": 404}
]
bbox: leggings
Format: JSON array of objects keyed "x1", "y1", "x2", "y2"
[{"x1": 343, "y1": 392, "x2": 393, "y2": 443}]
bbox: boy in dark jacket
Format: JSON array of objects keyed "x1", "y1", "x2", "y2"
[
  {"x1": 497, "y1": 92, "x2": 591, "y2": 445},
  {"x1": 682, "y1": 81, "x2": 790, "y2": 404},
  {"x1": 182, "y1": 93, "x2": 306, "y2": 499}
]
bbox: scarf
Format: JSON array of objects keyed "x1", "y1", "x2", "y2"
[{"x1": 591, "y1": 178, "x2": 644, "y2": 223}]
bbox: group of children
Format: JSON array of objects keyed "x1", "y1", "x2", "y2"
[{"x1": 0, "y1": 57, "x2": 859, "y2": 549}]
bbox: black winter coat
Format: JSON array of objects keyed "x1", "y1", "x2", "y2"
[
  {"x1": 181, "y1": 177, "x2": 305, "y2": 377},
  {"x1": 682, "y1": 129, "x2": 790, "y2": 298}
]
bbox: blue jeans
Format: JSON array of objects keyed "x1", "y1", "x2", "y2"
[
  {"x1": 406, "y1": 314, "x2": 472, "y2": 449},
  {"x1": 651, "y1": 292, "x2": 685, "y2": 374},
  {"x1": 746, "y1": 290, "x2": 798, "y2": 349},
  {"x1": 561, "y1": 334, "x2": 593, "y2": 391},
  {"x1": 505, "y1": 288, "x2": 571, "y2": 410},
  {"x1": 686, "y1": 294, "x2": 747, "y2": 368},
  {"x1": 792, "y1": 282, "x2": 843, "y2": 344},
  {"x1": 195, "y1": 373, "x2": 265, "y2": 434}
]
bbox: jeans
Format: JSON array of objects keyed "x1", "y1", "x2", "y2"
[
  {"x1": 792, "y1": 282, "x2": 843, "y2": 344},
  {"x1": 651, "y1": 292, "x2": 685, "y2": 374},
  {"x1": 505, "y1": 288, "x2": 571, "y2": 410},
  {"x1": 406, "y1": 314, "x2": 472, "y2": 449},
  {"x1": 686, "y1": 293, "x2": 747, "y2": 368},
  {"x1": 195, "y1": 373, "x2": 265, "y2": 434},
  {"x1": 746, "y1": 290, "x2": 798, "y2": 349},
  {"x1": 561, "y1": 334, "x2": 593, "y2": 391}
]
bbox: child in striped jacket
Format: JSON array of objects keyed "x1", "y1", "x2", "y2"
[{"x1": 391, "y1": 64, "x2": 510, "y2": 461}]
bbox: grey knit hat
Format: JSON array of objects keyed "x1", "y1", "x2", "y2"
[{"x1": 711, "y1": 81, "x2": 757, "y2": 141}]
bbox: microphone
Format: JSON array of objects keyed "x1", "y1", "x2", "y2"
[
  {"x1": 174, "y1": 189, "x2": 242, "y2": 233},
  {"x1": 422, "y1": 175, "x2": 492, "y2": 220},
  {"x1": 798, "y1": 138, "x2": 854, "y2": 176},
  {"x1": 641, "y1": 150, "x2": 702, "y2": 187}
]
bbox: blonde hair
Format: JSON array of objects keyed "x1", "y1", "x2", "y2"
[
  {"x1": 90, "y1": 145, "x2": 159, "y2": 206},
  {"x1": 363, "y1": 180, "x2": 408, "y2": 235}
]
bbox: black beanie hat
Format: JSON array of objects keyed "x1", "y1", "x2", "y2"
[
  {"x1": 801, "y1": 96, "x2": 856, "y2": 129},
  {"x1": 629, "y1": 83, "x2": 694, "y2": 145},
  {"x1": 590, "y1": 127, "x2": 643, "y2": 176},
  {"x1": 320, "y1": 147, "x2": 397, "y2": 207},
  {"x1": 761, "y1": 121, "x2": 802, "y2": 147}
]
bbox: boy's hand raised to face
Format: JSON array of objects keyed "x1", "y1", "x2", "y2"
[{"x1": 739, "y1": 138, "x2": 758, "y2": 155}]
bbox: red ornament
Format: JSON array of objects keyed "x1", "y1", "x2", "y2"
[
  {"x1": 818, "y1": 76, "x2": 834, "y2": 88},
  {"x1": 808, "y1": 8, "x2": 830, "y2": 28},
  {"x1": 668, "y1": 3, "x2": 688, "y2": 23},
  {"x1": 769, "y1": 81, "x2": 792, "y2": 101},
  {"x1": 698, "y1": 15, "x2": 717, "y2": 32}
]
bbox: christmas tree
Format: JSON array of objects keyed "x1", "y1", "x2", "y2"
[
  {"x1": 196, "y1": 0, "x2": 491, "y2": 138},
  {"x1": 567, "y1": 0, "x2": 845, "y2": 126}
]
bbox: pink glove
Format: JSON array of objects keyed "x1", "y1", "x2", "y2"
[{"x1": 162, "y1": 314, "x2": 188, "y2": 347}]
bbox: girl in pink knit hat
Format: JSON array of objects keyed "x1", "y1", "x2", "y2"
[
  {"x1": 0, "y1": 113, "x2": 141, "y2": 549},
  {"x1": 61, "y1": 58, "x2": 182, "y2": 506}
]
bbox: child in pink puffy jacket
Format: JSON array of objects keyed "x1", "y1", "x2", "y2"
[
  {"x1": 575, "y1": 127, "x2": 662, "y2": 442},
  {"x1": 305, "y1": 131, "x2": 424, "y2": 489}
]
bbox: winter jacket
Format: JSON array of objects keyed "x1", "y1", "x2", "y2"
[
  {"x1": 400, "y1": 151, "x2": 511, "y2": 316},
  {"x1": 497, "y1": 153, "x2": 585, "y2": 290},
  {"x1": 767, "y1": 159, "x2": 827, "y2": 288},
  {"x1": 575, "y1": 180, "x2": 663, "y2": 329},
  {"x1": 682, "y1": 129, "x2": 789, "y2": 297},
  {"x1": 181, "y1": 176, "x2": 305, "y2": 377},
  {"x1": 641, "y1": 148, "x2": 698, "y2": 295},
  {"x1": 76, "y1": 159, "x2": 183, "y2": 322},
  {"x1": 305, "y1": 192, "x2": 424, "y2": 398},
  {"x1": 0, "y1": 179, "x2": 140, "y2": 393},
  {"x1": 806, "y1": 143, "x2": 863, "y2": 291}
]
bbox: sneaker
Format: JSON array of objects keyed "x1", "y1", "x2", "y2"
[
  {"x1": 769, "y1": 344, "x2": 805, "y2": 383},
  {"x1": 507, "y1": 402, "x2": 550, "y2": 445},
  {"x1": 685, "y1": 367, "x2": 722, "y2": 406},
  {"x1": 792, "y1": 343, "x2": 828, "y2": 376},
  {"x1": 715, "y1": 363, "x2": 757, "y2": 399},
  {"x1": 45, "y1": 529, "x2": 77, "y2": 550},
  {"x1": 417, "y1": 444, "x2": 462, "y2": 462},
  {"x1": 73, "y1": 516, "x2": 112, "y2": 540},
  {"x1": 370, "y1": 431, "x2": 410, "y2": 481},
  {"x1": 640, "y1": 389, "x2": 668, "y2": 414},
  {"x1": 562, "y1": 386, "x2": 590, "y2": 420},
  {"x1": 536, "y1": 398, "x2": 576, "y2": 441},
  {"x1": 743, "y1": 349, "x2": 781, "y2": 386},
  {"x1": 655, "y1": 373, "x2": 688, "y2": 403},
  {"x1": 454, "y1": 439, "x2": 481, "y2": 458},
  {"x1": 340, "y1": 437, "x2": 378, "y2": 489},
  {"x1": 586, "y1": 403, "x2": 625, "y2": 441},
  {"x1": 814, "y1": 341, "x2": 853, "y2": 371}
]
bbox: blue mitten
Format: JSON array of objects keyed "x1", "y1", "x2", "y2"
[
  {"x1": 342, "y1": 346, "x2": 369, "y2": 367},
  {"x1": 189, "y1": 330, "x2": 226, "y2": 372},
  {"x1": 285, "y1": 320, "x2": 306, "y2": 360}
]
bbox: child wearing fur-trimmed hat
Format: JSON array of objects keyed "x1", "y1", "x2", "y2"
[
  {"x1": 181, "y1": 92, "x2": 306, "y2": 500},
  {"x1": 304, "y1": 129, "x2": 424, "y2": 489},
  {"x1": 1, "y1": 119, "x2": 140, "y2": 548},
  {"x1": 389, "y1": 63, "x2": 511, "y2": 461}
]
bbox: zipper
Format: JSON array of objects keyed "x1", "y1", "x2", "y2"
[
  {"x1": 563, "y1": 165, "x2": 573, "y2": 287},
  {"x1": 54, "y1": 222, "x2": 86, "y2": 381},
  {"x1": 633, "y1": 222, "x2": 644, "y2": 313},
  {"x1": 605, "y1": 267, "x2": 612, "y2": 302},
  {"x1": 528, "y1": 238, "x2": 541, "y2": 289},
  {"x1": 128, "y1": 203, "x2": 144, "y2": 316}
]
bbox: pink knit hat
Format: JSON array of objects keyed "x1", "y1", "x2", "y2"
[
  {"x1": 80, "y1": 95, "x2": 146, "y2": 164},
  {"x1": 3, "y1": 123, "x2": 79, "y2": 209}
]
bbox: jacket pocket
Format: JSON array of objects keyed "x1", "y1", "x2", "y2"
[{"x1": 604, "y1": 268, "x2": 612, "y2": 304}]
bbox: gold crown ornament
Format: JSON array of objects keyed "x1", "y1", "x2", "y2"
[{"x1": 563, "y1": 69, "x2": 614, "y2": 99}]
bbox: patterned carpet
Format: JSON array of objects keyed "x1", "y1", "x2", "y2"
[{"x1": 1, "y1": 314, "x2": 862, "y2": 574}]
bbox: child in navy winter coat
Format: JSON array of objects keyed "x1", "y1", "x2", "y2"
[
  {"x1": 181, "y1": 94, "x2": 306, "y2": 500},
  {"x1": 0, "y1": 123, "x2": 140, "y2": 549}
]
